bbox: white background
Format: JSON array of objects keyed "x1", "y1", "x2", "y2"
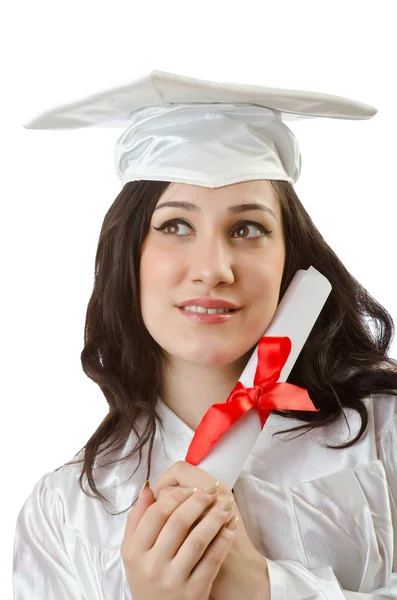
[{"x1": 4, "y1": 0, "x2": 397, "y2": 594}]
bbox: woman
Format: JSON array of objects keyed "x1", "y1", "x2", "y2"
[{"x1": 14, "y1": 70, "x2": 397, "y2": 599}]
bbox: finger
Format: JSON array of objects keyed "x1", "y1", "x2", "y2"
[
  {"x1": 138, "y1": 484, "x2": 156, "y2": 513},
  {"x1": 153, "y1": 461, "x2": 213, "y2": 497},
  {"x1": 154, "y1": 460, "x2": 226, "y2": 498},
  {"x1": 154, "y1": 484, "x2": 188, "y2": 502},
  {"x1": 189, "y1": 516, "x2": 239, "y2": 584},
  {"x1": 131, "y1": 486, "x2": 199, "y2": 551},
  {"x1": 152, "y1": 489, "x2": 222, "y2": 561},
  {"x1": 171, "y1": 496, "x2": 236, "y2": 577},
  {"x1": 121, "y1": 484, "x2": 155, "y2": 554},
  {"x1": 155, "y1": 485, "x2": 223, "y2": 534}
]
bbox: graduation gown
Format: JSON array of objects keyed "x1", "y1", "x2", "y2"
[{"x1": 13, "y1": 393, "x2": 397, "y2": 599}]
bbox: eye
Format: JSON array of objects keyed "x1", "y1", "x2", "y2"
[
  {"x1": 153, "y1": 219, "x2": 272, "y2": 238},
  {"x1": 153, "y1": 219, "x2": 193, "y2": 236},
  {"x1": 231, "y1": 221, "x2": 272, "y2": 239}
]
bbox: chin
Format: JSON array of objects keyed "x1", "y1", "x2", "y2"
[{"x1": 173, "y1": 343, "x2": 252, "y2": 368}]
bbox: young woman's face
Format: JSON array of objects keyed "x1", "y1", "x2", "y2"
[{"x1": 140, "y1": 180, "x2": 286, "y2": 367}]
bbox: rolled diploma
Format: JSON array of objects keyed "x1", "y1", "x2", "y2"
[{"x1": 191, "y1": 266, "x2": 332, "y2": 489}]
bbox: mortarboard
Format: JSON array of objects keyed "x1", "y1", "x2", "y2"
[{"x1": 23, "y1": 69, "x2": 377, "y2": 188}]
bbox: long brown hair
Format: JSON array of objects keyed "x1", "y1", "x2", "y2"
[{"x1": 62, "y1": 180, "x2": 397, "y2": 514}]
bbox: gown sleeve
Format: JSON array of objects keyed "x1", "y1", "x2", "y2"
[
  {"x1": 264, "y1": 414, "x2": 397, "y2": 600},
  {"x1": 13, "y1": 473, "x2": 86, "y2": 600}
]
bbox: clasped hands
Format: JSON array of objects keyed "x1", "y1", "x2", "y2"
[{"x1": 123, "y1": 460, "x2": 270, "y2": 600}]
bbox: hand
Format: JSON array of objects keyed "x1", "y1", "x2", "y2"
[
  {"x1": 153, "y1": 461, "x2": 271, "y2": 600},
  {"x1": 120, "y1": 479, "x2": 239, "y2": 600}
]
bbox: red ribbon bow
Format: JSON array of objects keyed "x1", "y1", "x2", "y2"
[{"x1": 185, "y1": 336, "x2": 319, "y2": 465}]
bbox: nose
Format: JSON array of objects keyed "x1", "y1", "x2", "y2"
[{"x1": 187, "y1": 234, "x2": 235, "y2": 288}]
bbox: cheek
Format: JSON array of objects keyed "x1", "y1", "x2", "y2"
[
  {"x1": 243, "y1": 250, "x2": 285, "y2": 298},
  {"x1": 140, "y1": 245, "x2": 178, "y2": 287},
  {"x1": 140, "y1": 245, "x2": 182, "y2": 327}
]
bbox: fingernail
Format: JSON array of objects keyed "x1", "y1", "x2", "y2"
[
  {"x1": 139, "y1": 480, "x2": 150, "y2": 498},
  {"x1": 203, "y1": 480, "x2": 220, "y2": 494},
  {"x1": 226, "y1": 516, "x2": 239, "y2": 531}
]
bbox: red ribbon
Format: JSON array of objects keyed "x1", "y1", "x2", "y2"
[{"x1": 185, "y1": 336, "x2": 319, "y2": 465}]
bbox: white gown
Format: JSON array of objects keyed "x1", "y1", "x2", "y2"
[{"x1": 13, "y1": 393, "x2": 397, "y2": 599}]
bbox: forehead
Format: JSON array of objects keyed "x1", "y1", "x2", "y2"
[{"x1": 158, "y1": 180, "x2": 278, "y2": 211}]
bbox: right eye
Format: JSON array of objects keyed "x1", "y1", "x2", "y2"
[{"x1": 153, "y1": 220, "x2": 193, "y2": 236}]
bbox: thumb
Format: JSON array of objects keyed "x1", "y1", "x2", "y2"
[
  {"x1": 138, "y1": 480, "x2": 156, "y2": 509},
  {"x1": 123, "y1": 481, "x2": 155, "y2": 539}
]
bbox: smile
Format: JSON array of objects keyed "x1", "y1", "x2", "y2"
[
  {"x1": 181, "y1": 306, "x2": 236, "y2": 314},
  {"x1": 177, "y1": 306, "x2": 239, "y2": 324}
]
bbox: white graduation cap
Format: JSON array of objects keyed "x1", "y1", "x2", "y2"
[{"x1": 23, "y1": 69, "x2": 377, "y2": 188}]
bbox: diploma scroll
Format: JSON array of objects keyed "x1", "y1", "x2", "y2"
[{"x1": 186, "y1": 266, "x2": 332, "y2": 489}]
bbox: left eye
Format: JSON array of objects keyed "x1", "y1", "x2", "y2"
[
  {"x1": 231, "y1": 222, "x2": 270, "y2": 238},
  {"x1": 154, "y1": 219, "x2": 271, "y2": 238}
]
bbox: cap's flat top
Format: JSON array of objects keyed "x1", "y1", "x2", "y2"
[{"x1": 23, "y1": 69, "x2": 377, "y2": 130}]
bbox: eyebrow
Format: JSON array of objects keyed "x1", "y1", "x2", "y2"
[{"x1": 153, "y1": 200, "x2": 277, "y2": 220}]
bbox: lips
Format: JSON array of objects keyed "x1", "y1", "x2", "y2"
[
  {"x1": 177, "y1": 306, "x2": 238, "y2": 324},
  {"x1": 177, "y1": 297, "x2": 239, "y2": 310}
]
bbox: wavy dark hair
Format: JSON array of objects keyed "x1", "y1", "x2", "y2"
[{"x1": 62, "y1": 179, "x2": 397, "y2": 514}]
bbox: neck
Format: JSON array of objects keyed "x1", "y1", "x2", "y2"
[{"x1": 159, "y1": 352, "x2": 251, "y2": 431}]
